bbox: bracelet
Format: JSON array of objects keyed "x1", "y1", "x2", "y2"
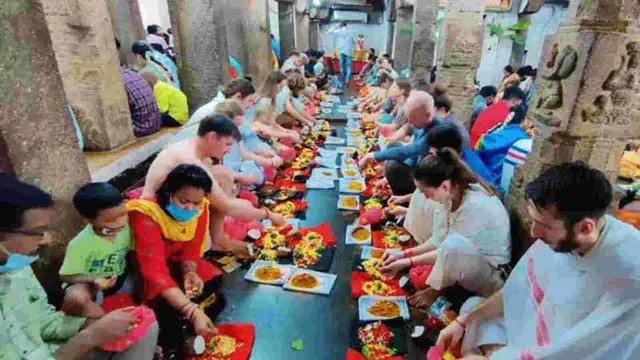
[
  {"x1": 403, "y1": 249, "x2": 411, "y2": 258},
  {"x1": 408, "y1": 256, "x2": 414, "y2": 267},
  {"x1": 263, "y1": 208, "x2": 270, "y2": 220},
  {"x1": 454, "y1": 318, "x2": 467, "y2": 329}
]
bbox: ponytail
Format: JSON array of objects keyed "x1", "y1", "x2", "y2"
[{"x1": 414, "y1": 148, "x2": 497, "y2": 196}]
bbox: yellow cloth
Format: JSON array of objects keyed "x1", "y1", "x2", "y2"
[
  {"x1": 154, "y1": 82, "x2": 189, "y2": 124},
  {"x1": 272, "y1": 51, "x2": 280, "y2": 70},
  {"x1": 126, "y1": 198, "x2": 209, "y2": 242}
]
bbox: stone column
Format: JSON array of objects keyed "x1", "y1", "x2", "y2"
[
  {"x1": 224, "y1": 1, "x2": 250, "y2": 74},
  {"x1": 409, "y1": 0, "x2": 437, "y2": 79},
  {"x1": 278, "y1": 0, "x2": 296, "y2": 58},
  {"x1": 386, "y1": 0, "x2": 397, "y2": 55},
  {"x1": 1, "y1": 0, "x2": 92, "y2": 298},
  {"x1": 42, "y1": 0, "x2": 135, "y2": 151},
  {"x1": 309, "y1": 19, "x2": 321, "y2": 50},
  {"x1": 436, "y1": 0, "x2": 485, "y2": 123},
  {"x1": 105, "y1": 0, "x2": 145, "y2": 67},
  {"x1": 392, "y1": 4, "x2": 414, "y2": 70},
  {"x1": 295, "y1": 0, "x2": 310, "y2": 51},
  {"x1": 241, "y1": 0, "x2": 272, "y2": 85},
  {"x1": 169, "y1": 0, "x2": 229, "y2": 111},
  {"x1": 506, "y1": 0, "x2": 640, "y2": 244}
]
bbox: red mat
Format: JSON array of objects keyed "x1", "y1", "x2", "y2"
[
  {"x1": 290, "y1": 222, "x2": 338, "y2": 247},
  {"x1": 345, "y1": 348, "x2": 404, "y2": 360},
  {"x1": 351, "y1": 271, "x2": 406, "y2": 299}
]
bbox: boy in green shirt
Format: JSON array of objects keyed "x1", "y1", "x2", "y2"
[{"x1": 60, "y1": 183, "x2": 133, "y2": 318}]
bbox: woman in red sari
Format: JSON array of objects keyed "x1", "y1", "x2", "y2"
[{"x1": 127, "y1": 164, "x2": 223, "y2": 357}]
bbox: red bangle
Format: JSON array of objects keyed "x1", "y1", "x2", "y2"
[
  {"x1": 408, "y1": 256, "x2": 414, "y2": 267},
  {"x1": 454, "y1": 318, "x2": 467, "y2": 329},
  {"x1": 404, "y1": 249, "x2": 411, "y2": 258}
]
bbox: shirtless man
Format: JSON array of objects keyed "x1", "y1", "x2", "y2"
[{"x1": 142, "y1": 114, "x2": 285, "y2": 255}]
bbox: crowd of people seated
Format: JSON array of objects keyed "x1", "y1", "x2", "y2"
[{"x1": 2, "y1": 34, "x2": 639, "y2": 360}]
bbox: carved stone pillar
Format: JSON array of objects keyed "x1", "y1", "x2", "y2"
[
  {"x1": 392, "y1": 4, "x2": 414, "y2": 70},
  {"x1": 436, "y1": 0, "x2": 485, "y2": 123},
  {"x1": 42, "y1": 0, "x2": 135, "y2": 151},
  {"x1": 278, "y1": 0, "x2": 296, "y2": 58},
  {"x1": 506, "y1": 0, "x2": 640, "y2": 249},
  {"x1": 295, "y1": 0, "x2": 310, "y2": 51},
  {"x1": 386, "y1": 0, "x2": 397, "y2": 55},
  {"x1": 309, "y1": 19, "x2": 321, "y2": 50},
  {"x1": 1, "y1": 0, "x2": 92, "y2": 298},
  {"x1": 169, "y1": 0, "x2": 229, "y2": 111},
  {"x1": 105, "y1": 0, "x2": 145, "y2": 67},
  {"x1": 409, "y1": 0, "x2": 437, "y2": 79}
]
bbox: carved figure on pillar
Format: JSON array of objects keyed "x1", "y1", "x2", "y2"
[{"x1": 535, "y1": 44, "x2": 578, "y2": 125}]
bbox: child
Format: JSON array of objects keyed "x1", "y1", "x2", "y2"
[{"x1": 60, "y1": 182, "x2": 132, "y2": 318}]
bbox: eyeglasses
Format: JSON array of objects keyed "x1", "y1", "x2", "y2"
[{"x1": 0, "y1": 229, "x2": 49, "y2": 237}]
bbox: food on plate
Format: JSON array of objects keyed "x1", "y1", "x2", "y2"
[
  {"x1": 254, "y1": 266, "x2": 283, "y2": 281},
  {"x1": 341, "y1": 196, "x2": 358, "y2": 209},
  {"x1": 274, "y1": 187, "x2": 297, "y2": 201},
  {"x1": 362, "y1": 258, "x2": 387, "y2": 280},
  {"x1": 293, "y1": 232, "x2": 325, "y2": 268},
  {"x1": 364, "y1": 197, "x2": 383, "y2": 211},
  {"x1": 382, "y1": 226, "x2": 409, "y2": 249},
  {"x1": 351, "y1": 227, "x2": 371, "y2": 242},
  {"x1": 256, "y1": 249, "x2": 278, "y2": 262},
  {"x1": 271, "y1": 201, "x2": 297, "y2": 219},
  {"x1": 343, "y1": 168, "x2": 358, "y2": 177},
  {"x1": 289, "y1": 273, "x2": 320, "y2": 289},
  {"x1": 321, "y1": 170, "x2": 334, "y2": 177},
  {"x1": 371, "y1": 249, "x2": 385, "y2": 259},
  {"x1": 207, "y1": 335, "x2": 243, "y2": 358},
  {"x1": 368, "y1": 300, "x2": 401, "y2": 318},
  {"x1": 261, "y1": 231, "x2": 287, "y2": 249},
  {"x1": 349, "y1": 130, "x2": 363, "y2": 137},
  {"x1": 347, "y1": 181, "x2": 365, "y2": 192},
  {"x1": 344, "y1": 147, "x2": 356, "y2": 154},
  {"x1": 362, "y1": 280, "x2": 395, "y2": 296},
  {"x1": 357, "y1": 321, "x2": 397, "y2": 359}
]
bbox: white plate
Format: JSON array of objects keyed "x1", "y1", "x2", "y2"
[
  {"x1": 318, "y1": 148, "x2": 337, "y2": 158},
  {"x1": 361, "y1": 246, "x2": 403, "y2": 260},
  {"x1": 325, "y1": 136, "x2": 346, "y2": 145},
  {"x1": 311, "y1": 167, "x2": 338, "y2": 181},
  {"x1": 341, "y1": 166, "x2": 361, "y2": 179},
  {"x1": 347, "y1": 136, "x2": 366, "y2": 147},
  {"x1": 345, "y1": 224, "x2": 372, "y2": 245},
  {"x1": 320, "y1": 102, "x2": 334, "y2": 108},
  {"x1": 339, "y1": 178, "x2": 366, "y2": 194},
  {"x1": 244, "y1": 261, "x2": 295, "y2": 286},
  {"x1": 347, "y1": 112, "x2": 362, "y2": 119},
  {"x1": 283, "y1": 268, "x2": 337, "y2": 295},
  {"x1": 314, "y1": 156, "x2": 338, "y2": 169},
  {"x1": 336, "y1": 146, "x2": 356, "y2": 155},
  {"x1": 358, "y1": 296, "x2": 410, "y2": 321},
  {"x1": 341, "y1": 156, "x2": 358, "y2": 169},
  {"x1": 338, "y1": 195, "x2": 360, "y2": 211}
]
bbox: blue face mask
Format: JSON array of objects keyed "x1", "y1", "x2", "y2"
[
  {"x1": 165, "y1": 203, "x2": 199, "y2": 222},
  {"x1": 0, "y1": 243, "x2": 38, "y2": 273}
]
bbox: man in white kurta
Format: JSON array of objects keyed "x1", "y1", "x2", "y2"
[{"x1": 436, "y1": 162, "x2": 640, "y2": 360}]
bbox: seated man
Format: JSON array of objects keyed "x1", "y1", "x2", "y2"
[
  {"x1": 60, "y1": 183, "x2": 133, "y2": 319},
  {"x1": 0, "y1": 174, "x2": 158, "y2": 360},
  {"x1": 436, "y1": 162, "x2": 640, "y2": 359},
  {"x1": 139, "y1": 71, "x2": 188, "y2": 126},
  {"x1": 469, "y1": 85, "x2": 497, "y2": 131},
  {"x1": 470, "y1": 86, "x2": 524, "y2": 149},
  {"x1": 120, "y1": 68, "x2": 161, "y2": 137},
  {"x1": 142, "y1": 114, "x2": 285, "y2": 256},
  {"x1": 359, "y1": 91, "x2": 442, "y2": 195}
]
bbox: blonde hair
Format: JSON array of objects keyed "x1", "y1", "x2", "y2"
[
  {"x1": 215, "y1": 100, "x2": 244, "y2": 119},
  {"x1": 255, "y1": 103, "x2": 274, "y2": 123}
]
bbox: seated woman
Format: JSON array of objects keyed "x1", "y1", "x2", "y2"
[
  {"x1": 252, "y1": 103, "x2": 302, "y2": 148},
  {"x1": 380, "y1": 149, "x2": 511, "y2": 309},
  {"x1": 275, "y1": 72, "x2": 317, "y2": 128},
  {"x1": 377, "y1": 79, "x2": 411, "y2": 128},
  {"x1": 128, "y1": 164, "x2": 222, "y2": 355},
  {"x1": 357, "y1": 71, "x2": 394, "y2": 113},
  {"x1": 217, "y1": 100, "x2": 278, "y2": 188}
]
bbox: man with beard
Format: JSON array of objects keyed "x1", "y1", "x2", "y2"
[{"x1": 435, "y1": 161, "x2": 640, "y2": 359}]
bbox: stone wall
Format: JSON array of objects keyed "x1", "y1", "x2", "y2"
[
  {"x1": 42, "y1": 0, "x2": 135, "y2": 151},
  {"x1": 409, "y1": 0, "x2": 437, "y2": 79},
  {"x1": 437, "y1": 0, "x2": 485, "y2": 123},
  {"x1": 105, "y1": 0, "x2": 145, "y2": 67},
  {"x1": 295, "y1": 10, "x2": 310, "y2": 51},
  {"x1": 1, "y1": 0, "x2": 92, "y2": 301},
  {"x1": 278, "y1": 1, "x2": 296, "y2": 58},
  {"x1": 240, "y1": 0, "x2": 272, "y2": 86},
  {"x1": 169, "y1": 0, "x2": 229, "y2": 111},
  {"x1": 506, "y1": 0, "x2": 640, "y2": 249},
  {"x1": 392, "y1": 6, "x2": 414, "y2": 70}
]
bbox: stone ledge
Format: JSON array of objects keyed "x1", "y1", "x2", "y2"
[{"x1": 85, "y1": 127, "x2": 180, "y2": 182}]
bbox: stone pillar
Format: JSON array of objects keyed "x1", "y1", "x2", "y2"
[
  {"x1": 295, "y1": 0, "x2": 310, "y2": 51},
  {"x1": 278, "y1": 0, "x2": 296, "y2": 58},
  {"x1": 241, "y1": 0, "x2": 272, "y2": 85},
  {"x1": 309, "y1": 19, "x2": 321, "y2": 50},
  {"x1": 105, "y1": 0, "x2": 145, "y2": 67},
  {"x1": 169, "y1": 0, "x2": 229, "y2": 111},
  {"x1": 1, "y1": 0, "x2": 92, "y2": 299},
  {"x1": 507, "y1": 0, "x2": 640, "y2": 249},
  {"x1": 436, "y1": 0, "x2": 485, "y2": 123},
  {"x1": 386, "y1": 0, "x2": 397, "y2": 55},
  {"x1": 224, "y1": 1, "x2": 250, "y2": 74},
  {"x1": 42, "y1": 0, "x2": 135, "y2": 151},
  {"x1": 409, "y1": 0, "x2": 437, "y2": 79},
  {"x1": 392, "y1": 4, "x2": 414, "y2": 70}
]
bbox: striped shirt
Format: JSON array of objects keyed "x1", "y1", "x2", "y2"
[{"x1": 500, "y1": 138, "x2": 532, "y2": 194}]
